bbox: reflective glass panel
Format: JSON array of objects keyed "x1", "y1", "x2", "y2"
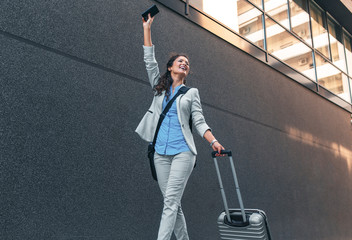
[
  {"x1": 327, "y1": 18, "x2": 346, "y2": 72},
  {"x1": 315, "y1": 53, "x2": 351, "y2": 101},
  {"x1": 188, "y1": 0, "x2": 238, "y2": 31},
  {"x1": 266, "y1": 17, "x2": 315, "y2": 80},
  {"x1": 289, "y1": 0, "x2": 312, "y2": 46},
  {"x1": 264, "y1": 0, "x2": 289, "y2": 29},
  {"x1": 248, "y1": 0, "x2": 263, "y2": 9},
  {"x1": 350, "y1": 77, "x2": 352, "y2": 103},
  {"x1": 188, "y1": 0, "x2": 264, "y2": 48},
  {"x1": 188, "y1": 0, "x2": 203, "y2": 11},
  {"x1": 344, "y1": 33, "x2": 352, "y2": 76},
  {"x1": 309, "y1": 2, "x2": 330, "y2": 58}
]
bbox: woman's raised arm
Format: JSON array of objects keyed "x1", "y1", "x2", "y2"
[
  {"x1": 142, "y1": 14, "x2": 160, "y2": 88},
  {"x1": 142, "y1": 14, "x2": 154, "y2": 47}
]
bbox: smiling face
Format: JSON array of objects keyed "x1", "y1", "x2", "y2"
[{"x1": 168, "y1": 56, "x2": 190, "y2": 77}]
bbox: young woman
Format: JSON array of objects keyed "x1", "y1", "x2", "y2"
[{"x1": 135, "y1": 14, "x2": 225, "y2": 240}]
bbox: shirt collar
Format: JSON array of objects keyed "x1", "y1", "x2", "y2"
[{"x1": 170, "y1": 84, "x2": 183, "y2": 93}]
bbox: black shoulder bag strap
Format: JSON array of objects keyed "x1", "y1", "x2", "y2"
[{"x1": 149, "y1": 86, "x2": 191, "y2": 181}]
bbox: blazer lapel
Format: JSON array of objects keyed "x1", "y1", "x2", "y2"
[{"x1": 176, "y1": 84, "x2": 186, "y2": 124}]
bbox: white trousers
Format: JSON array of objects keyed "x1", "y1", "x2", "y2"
[{"x1": 154, "y1": 151, "x2": 196, "y2": 240}]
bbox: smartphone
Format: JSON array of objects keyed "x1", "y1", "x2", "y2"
[{"x1": 142, "y1": 5, "x2": 159, "y2": 21}]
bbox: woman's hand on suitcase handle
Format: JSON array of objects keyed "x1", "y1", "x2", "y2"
[
  {"x1": 212, "y1": 141, "x2": 225, "y2": 156},
  {"x1": 203, "y1": 130, "x2": 225, "y2": 156}
]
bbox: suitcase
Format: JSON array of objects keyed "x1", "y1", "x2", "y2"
[{"x1": 212, "y1": 150, "x2": 272, "y2": 240}]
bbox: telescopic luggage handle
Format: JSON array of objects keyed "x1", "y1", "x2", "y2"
[{"x1": 212, "y1": 150, "x2": 247, "y2": 224}]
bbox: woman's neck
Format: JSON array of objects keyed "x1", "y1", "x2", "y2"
[{"x1": 171, "y1": 72, "x2": 185, "y2": 89}]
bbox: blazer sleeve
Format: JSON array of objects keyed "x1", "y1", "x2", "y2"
[
  {"x1": 191, "y1": 88, "x2": 211, "y2": 138},
  {"x1": 143, "y1": 45, "x2": 160, "y2": 88}
]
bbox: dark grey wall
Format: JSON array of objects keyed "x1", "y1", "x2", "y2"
[{"x1": 1, "y1": 1, "x2": 352, "y2": 239}]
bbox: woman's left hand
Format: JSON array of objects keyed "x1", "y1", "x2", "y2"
[{"x1": 212, "y1": 141, "x2": 225, "y2": 156}]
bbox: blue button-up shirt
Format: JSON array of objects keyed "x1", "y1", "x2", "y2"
[{"x1": 155, "y1": 85, "x2": 190, "y2": 155}]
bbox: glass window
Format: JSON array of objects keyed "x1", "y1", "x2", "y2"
[
  {"x1": 266, "y1": 16, "x2": 315, "y2": 80},
  {"x1": 189, "y1": 0, "x2": 239, "y2": 31},
  {"x1": 188, "y1": 0, "x2": 264, "y2": 48},
  {"x1": 350, "y1": 77, "x2": 352, "y2": 103},
  {"x1": 237, "y1": 0, "x2": 264, "y2": 47},
  {"x1": 264, "y1": 0, "x2": 290, "y2": 29},
  {"x1": 289, "y1": 0, "x2": 312, "y2": 46},
  {"x1": 248, "y1": 0, "x2": 263, "y2": 9},
  {"x1": 315, "y1": 53, "x2": 351, "y2": 102},
  {"x1": 185, "y1": 0, "x2": 352, "y2": 106},
  {"x1": 188, "y1": 0, "x2": 203, "y2": 11},
  {"x1": 344, "y1": 33, "x2": 352, "y2": 76},
  {"x1": 327, "y1": 18, "x2": 346, "y2": 72},
  {"x1": 309, "y1": 1, "x2": 330, "y2": 58}
]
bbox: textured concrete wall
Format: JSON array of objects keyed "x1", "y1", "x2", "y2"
[{"x1": 1, "y1": 1, "x2": 352, "y2": 239}]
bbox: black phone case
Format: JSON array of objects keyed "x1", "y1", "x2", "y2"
[{"x1": 142, "y1": 5, "x2": 159, "y2": 21}]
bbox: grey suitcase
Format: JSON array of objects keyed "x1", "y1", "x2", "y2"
[{"x1": 212, "y1": 150, "x2": 272, "y2": 240}]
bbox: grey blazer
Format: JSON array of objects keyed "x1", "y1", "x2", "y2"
[{"x1": 135, "y1": 45, "x2": 210, "y2": 155}]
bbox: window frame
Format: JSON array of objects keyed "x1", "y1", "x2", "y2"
[{"x1": 156, "y1": 0, "x2": 352, "y2": 112}]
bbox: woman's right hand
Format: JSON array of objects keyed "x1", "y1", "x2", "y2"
[
  {"x1": 142, "y1": 13, "x2": 154, "y2": 30},
  {"x1": 143, "y1": 13, "x2": 154, "y2": 46}
]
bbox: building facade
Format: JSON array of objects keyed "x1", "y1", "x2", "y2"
[{"x1": 1, "y1": 0, "x2": 352, "y2": 239}]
